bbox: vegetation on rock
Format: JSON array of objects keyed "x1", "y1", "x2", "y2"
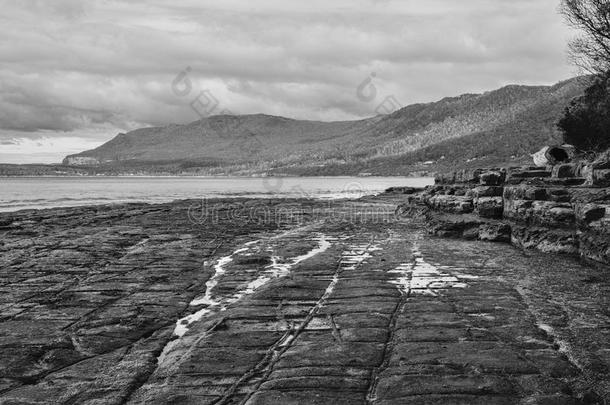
[
  {"x1": 558, "y1": 0, "x2": 610, "y2": 155},
  {"x1": 558, "y1": 72, "x2": 610, "y2": 153}
]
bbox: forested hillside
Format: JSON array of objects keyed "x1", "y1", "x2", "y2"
[{"x1": 60, "y1": 77, "x2": 588, "y2": 176}]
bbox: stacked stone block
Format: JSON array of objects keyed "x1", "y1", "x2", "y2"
[{"x1": 411, "y1": 163, "x2": 610, "y2": 265}]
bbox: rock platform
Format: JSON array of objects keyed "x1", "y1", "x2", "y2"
[{"x1": 0, "y1": 197, "x2": 608, "y2": 404}]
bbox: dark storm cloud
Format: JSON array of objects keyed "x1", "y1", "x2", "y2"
[{"x1": 0, "y1": 0, "x2": 576, "y2": 162}]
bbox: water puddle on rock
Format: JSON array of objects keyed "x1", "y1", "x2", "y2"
[
  {"x1": 173, "y1": 233, "x2": 331, "y2": 338},
  {"x1": 322, "y1": 241, "x2": 377, "y2": 297},
  {"x1": 389, "y1": 244, "x2": 475, "y2": 296},
  {"x1": 340, "y1": 244, "x2": 374, "y2": 271},
  {"x1": 173, "y1": 254, "x2": 234, "y2": 337}
]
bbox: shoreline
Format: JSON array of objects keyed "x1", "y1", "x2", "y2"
[
  {"x1": 0, "y1": 177, "x2": 434, "y2": 214},
  {"x1": 0, "y1": 174, "x2": 433, "y2": 179},
  {"x1": 0, "y1": 195, "x2": 385, "y2": 215}
]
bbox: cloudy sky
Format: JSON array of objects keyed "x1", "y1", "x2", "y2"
[{"x1": 0, "y1": 0, "x2": 577, "y2": 163}]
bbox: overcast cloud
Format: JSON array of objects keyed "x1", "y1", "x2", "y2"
[{"x1": 0, "y1": 0, "x2": 577, "y2": 163}]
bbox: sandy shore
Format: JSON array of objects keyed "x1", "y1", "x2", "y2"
[{"x1": 0, "y1": 196, "x2": 608, "y2": 404}]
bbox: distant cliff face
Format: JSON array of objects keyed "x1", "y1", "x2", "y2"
[{"x1": 63, "y1": 77, "x2": 588, "y2": 174}]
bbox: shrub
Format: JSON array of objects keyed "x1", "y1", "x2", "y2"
[{"x1": 558, "y1": 72, "x2": 610, "y2": 152}]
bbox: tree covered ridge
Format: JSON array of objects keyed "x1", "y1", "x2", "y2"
[{"x1": 59, "y1": 78, "x2": 586, "y2": 176}]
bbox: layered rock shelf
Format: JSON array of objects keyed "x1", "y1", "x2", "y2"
[{"x1": 402, "y1": 161, "x2": 610, "y2": 265}]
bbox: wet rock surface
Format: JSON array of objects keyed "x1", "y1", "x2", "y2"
[{"x1": 0, "y1": 197, "x2": 608, "y2": 404}]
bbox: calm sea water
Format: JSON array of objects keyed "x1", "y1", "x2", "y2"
[{"x1": 0, "y1": 176, "x2": 433, "y2": 212}]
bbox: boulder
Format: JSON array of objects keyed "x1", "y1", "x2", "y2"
[
  {"x1": 551, "y1": 163, "x2": 580, "y2": 178},
  {"x1": 425, "y1": 214, "x2": 483, "y2": 239},
  {"x1": 582, "y1": 204, "x2": 610, "y2": 232},
  {"x1": 478, "y1": 223, "x2": 511, "y2": 242},
  {"x1": 435, "y1": 169, "x2": 487, "y2": 185},
  {"x1": 504, "y1": 199, "x2": 534, "y2": 222},
  {"x1": 511, "y1": 226, "x2": 579, "y2": 255},
  {"x1": 547, "y1": 189, "x2": 572, "y2": 203},
  {"x1": 532, "y1": 147, "x2": 550, "y2": 167},
  {"x1": 471, "y1": 186, "x2": 504, "y2": 198},
  {"x1": 384, "y1": 187, "x2": 424, "y2": 195},
  {"x1": 504, "y1": 186, "x2": 547, "y2": 201},
  {"x1": 474, "y1": 197, "x2": 504, "y2": 219},
  {"x1": 570, "y1": 187, "x2": 610, "y2": 204},
  {"x1": 434, "y1": 172, "x2": 456, "y2": 185},
  {"x1": 585, "y1": 169, "x2": 610, "y2": 187},
  {"x1": 504, "y1": 200, "x2": 575, "y2": 227},
  {"x1": 424, "y1": 195, "x2": 474, "y2": 214},
  {"x1": 574, "y1": 203, "x2": 607, "y2": 224},
  {"x1": 545, "y1": 177, "x2": 587, "y2": 187},
  {"x1": 531, "y1": 202, "x2": 575, "y2": 227},
  {"x1": 532, "y1": 145, "x2": 576, "y2": 167},
  {"x1": 579, "y1": 230, "x2": 610, "y2": 264},
  {"x1": 454, "y1": 168, "x2": 485, "y2": 184},
  {"x1": 506, "y1": 167, "x2": 552, "y2": 184}
]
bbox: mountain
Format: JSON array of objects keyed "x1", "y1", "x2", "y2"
[{"x1": 63, "y1": 77, "x2": 589, "y2": 176}]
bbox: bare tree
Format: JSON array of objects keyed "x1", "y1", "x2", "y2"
[{"x1": 560, "y1": 0, "x2": 610, "y2": 74}]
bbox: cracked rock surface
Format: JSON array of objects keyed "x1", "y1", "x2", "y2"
[{"x1": 0, "y1": 197, "x2": 608, "y2": 404}]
